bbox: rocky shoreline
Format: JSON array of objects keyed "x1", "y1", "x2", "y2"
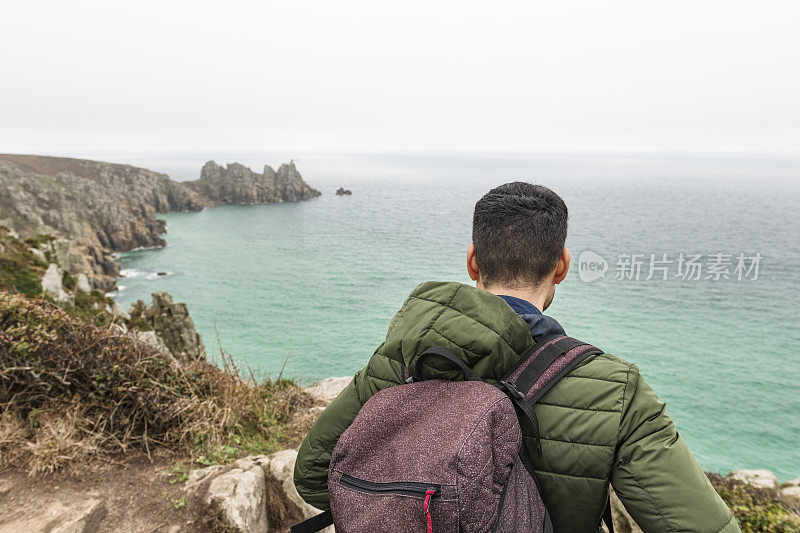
[{"x1": 0, "y1": 154, "x2": 320, "y2": 292}]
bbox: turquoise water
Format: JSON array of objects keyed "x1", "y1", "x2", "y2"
[{"x1": 109, "y1": 152, "x2": 800, "y2": 480}]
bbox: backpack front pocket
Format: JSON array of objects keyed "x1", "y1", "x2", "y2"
[{"x1": 330, "y1": 472, "x2": 457, "y2": 533}]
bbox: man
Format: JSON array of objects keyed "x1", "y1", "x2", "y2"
[{"x1": 294, "y1": 182, "x2": 739, "y2": 532}]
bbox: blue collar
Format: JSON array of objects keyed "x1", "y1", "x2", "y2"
[
  {"x1": 497, "y1": 294, "x2": 566, "y2": 342},
  {"x1": 497, "y1": 295, "x2": 541, "y2": 316}
]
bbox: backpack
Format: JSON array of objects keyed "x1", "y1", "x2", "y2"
[{"x1": 292, "y1": 336, "x2": 615, "y2": 533}]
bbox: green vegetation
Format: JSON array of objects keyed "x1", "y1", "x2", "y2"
[
  {"x1": 23, "y1": 233, "x2": 54, "y2": 249},
  {"x1": 0, "y1": 291, "x2": 313, "y2": 474},
  {"x1": 708, "y1": 474, "x2": 800, "y2": 532},
  {"x1": 61, "y1": 269, "x2": 76, "y2": 290},
  {"x1": 0, "y1": 227, "x2": 46, "y2": 297}
]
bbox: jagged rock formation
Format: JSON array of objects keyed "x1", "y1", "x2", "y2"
[
  {"x1": 128, "y1": 292, "x2": 205, "y2": 361},
  {"x1": 185, "y1": 160, "x2": 321, "y2": 204},
  {"x1": 335, "y1": 187, "x2": 352, "y2": 196},
  {"x1": 0, "y1": 154, "x2": 320, "y2": 291}
]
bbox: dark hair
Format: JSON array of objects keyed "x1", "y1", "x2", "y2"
[{"x1": 472, "y1": 182, "x2": 568, "y2": 287}]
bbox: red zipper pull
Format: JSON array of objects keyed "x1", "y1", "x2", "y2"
[{"x1": 423, "y1": 489, "x2": 435, "y2": 533}]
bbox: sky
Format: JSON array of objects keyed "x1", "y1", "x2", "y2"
[{"x1": 1, "y1": 0, "x2": 799, "y2": 155}]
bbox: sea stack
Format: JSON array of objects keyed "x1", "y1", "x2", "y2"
[{"x1": 185, "y1": 160, "x2": 321, "y2": 204}]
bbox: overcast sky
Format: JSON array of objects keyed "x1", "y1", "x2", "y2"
[{"x1": 1, "y1": 0, "x2": 798, "y2": 155}]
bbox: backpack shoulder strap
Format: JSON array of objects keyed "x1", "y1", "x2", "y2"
[
  {"x1": 501, "y1": 335, "x2": 603, "y2": 405},
  {"x1": 291, "y1": 509, "x2": 332, "y2": 533},
  {"x1": 498, "y1": 335, "x2": 603, "y2": 456}
]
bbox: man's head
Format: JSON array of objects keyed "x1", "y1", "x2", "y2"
[{"x1": 467, "y1": 182, "x2": 570, "y2": 310}]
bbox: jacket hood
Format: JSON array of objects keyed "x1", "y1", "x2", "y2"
[{"x1": 379, "y1": 281, "x2": 542, "y2": 382}]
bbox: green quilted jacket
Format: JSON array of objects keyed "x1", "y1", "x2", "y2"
[{"x1": 294, "y1": 281, "x2": 739, "y2": 532}]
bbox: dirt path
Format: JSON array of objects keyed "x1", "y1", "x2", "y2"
[{"x1": 0, "y1": 451, "x2": 210, "y2": 532}]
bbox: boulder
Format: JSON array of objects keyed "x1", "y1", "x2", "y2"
[
  {"x1": 782, "y1": 476, "x2": 800, "y2": 500},
  {"x1": 728, "y1": 469, "x2": 779, "y2": 491},
  {"x1": 75, "y1": 273, "x2": 92, "y2": 293},
  {"x1": 304, "y1": 377, "x2": 351, "y2": 403},
  {"x1": 259, "y1": 449, "x2": 329, "y2": 528},
  {"x1": 185, "y1": 450, "x2": 331, "y2": 533},
  {"x1": 783, "y1": 485, "x2": 800, "y2": 500},
  {"x1": 1, "y1": 497, "x2": 106, "y2": 533},
  {"x1": 186, "y1": 459, "x2": 269, "y2": 533},
  {"x1": 335, "y1": 187, "x2": 352, "y2": 196},
  {"x1": 41, "y1": 263, "x2": 69, "y2": 302}
]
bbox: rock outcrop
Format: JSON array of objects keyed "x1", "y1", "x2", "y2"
[
  {"x1": 185, "y1": 160, "x2": 321, "y2": 205},
  {"x1": 128, "y1": 292, "x2": 205, "y2": 361},
  {"x1": 304, "y1": 376, "x2": 351, "y2": 403},
  {"x1": 728, "y1": 469, "x2": 780, "y2": 490},
  {"x1": 783, "y1": 477, "x2": 800, "y2": 500},
  {"x1": 0, "y1": 154, "x2": 207, "y2": 290},
  {"x1": 41, "y1": 263, "x2": 69, "y2": 303},
  {"x1": 1, "y1": 495, "x2": 107, "y2": 533},
  {"x1": 182, "y1": 378, "x2": 351, "y2": 532},
  {"x1": 335, "y1": 187, "x2": 351, "y2": 196},
  {"x1": 185, "y1": 450, "x2": 331, "y2": 533},
  {"x1": 0, "y1": 154, "x2": 321, "y2": 291}
]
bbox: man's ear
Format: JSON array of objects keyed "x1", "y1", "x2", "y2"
[
  {"x1": 554, "y1": 247, "x2": 571, "y2": 284},
  {"x1": 467, "y1": 243, "x2": 481, "y2": 283}
]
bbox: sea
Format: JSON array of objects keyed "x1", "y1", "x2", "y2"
[{"x1": 91, "y1": 151, "x2": 799, "y2": 480}]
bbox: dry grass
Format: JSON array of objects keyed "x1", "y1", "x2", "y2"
[{"x1": 0, "y1": 291, "x2": 314, "y2": 474}]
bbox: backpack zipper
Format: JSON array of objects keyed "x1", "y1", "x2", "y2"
[
  {"x1": 338, "y1": 474, "x2": 440, "y2": 533},
  {"x1": 338, "y1": 473, "x2": 440, "y2": 498}
]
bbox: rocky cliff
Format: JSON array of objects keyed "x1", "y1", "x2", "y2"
[
  {"x1": 185, "y1": 160, "x2": 321, "y2": 204},
  {"x1": 128, "y1": 291, "x2": 206, "y2": 362},
  {"x1": 0, "y1": 155, "x2": 209, "y2": 289},
  {"x1": 0, "y1": 154, "x2": 320, "y2": 290}
]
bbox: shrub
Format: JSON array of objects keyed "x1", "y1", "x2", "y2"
[
  {"x1": 0, "y1": 291, "x2": 313, "y2": 474},
  {"x1": 708, "y1": 474, "x2": 800, "y2": 532},
  {"x1": 23, "y1": 234, "x2": 54, "y2": 249},
  {"x1": 0, "y1": 227, "x2": 46, "y2": 297},
  {"x1": 61, "y1": 270, "x2": 76, "y2": 291}
]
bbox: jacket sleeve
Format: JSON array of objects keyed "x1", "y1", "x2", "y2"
[
  {"x1": 611, "y1": 367, "x2": 740, "y2": 533},
  {"x1": 294, "y1": 349, "x2": 404, "y2": 510}
]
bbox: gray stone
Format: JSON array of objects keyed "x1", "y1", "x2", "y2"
[
  {"x1": 782, "y1": 485, "x2": 800, "y2": 500},
  {"x1": 128, "y1": 292, "x2": 205, "y2": 361},
  {"x1": 1, "y1": 497, "x2": 106, "y2": 533},
  {"x1": 41, "y1": 263, "x2": 69, "y2": 303},
  {"x1": 75, "y1": 273, "x2": 92, "y2": 293},
  {"x1": 186, "y1": 461, "x2": 269, "y2": 533},
  {"x1": 29, "y1": 247, "x2": 47, "y2": 262},
  {"x1": 184, "y1": 160, "x2": 321, "y2": 205},
  {"x1": 305, "y1": 377, "x2": 351, "y2": 404},
  {"x1": 105, "y1": 300, "x2": 130, "y2": 320},
  {"x1": 728, "y1": 469, "x2": 779, "y2": 490},
  {"x1": 185, "y1": 451, "x2": 332, "y2": 533},
  {"x1": 781, "y1": 476, "x2": 800, "y2": 500}
]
